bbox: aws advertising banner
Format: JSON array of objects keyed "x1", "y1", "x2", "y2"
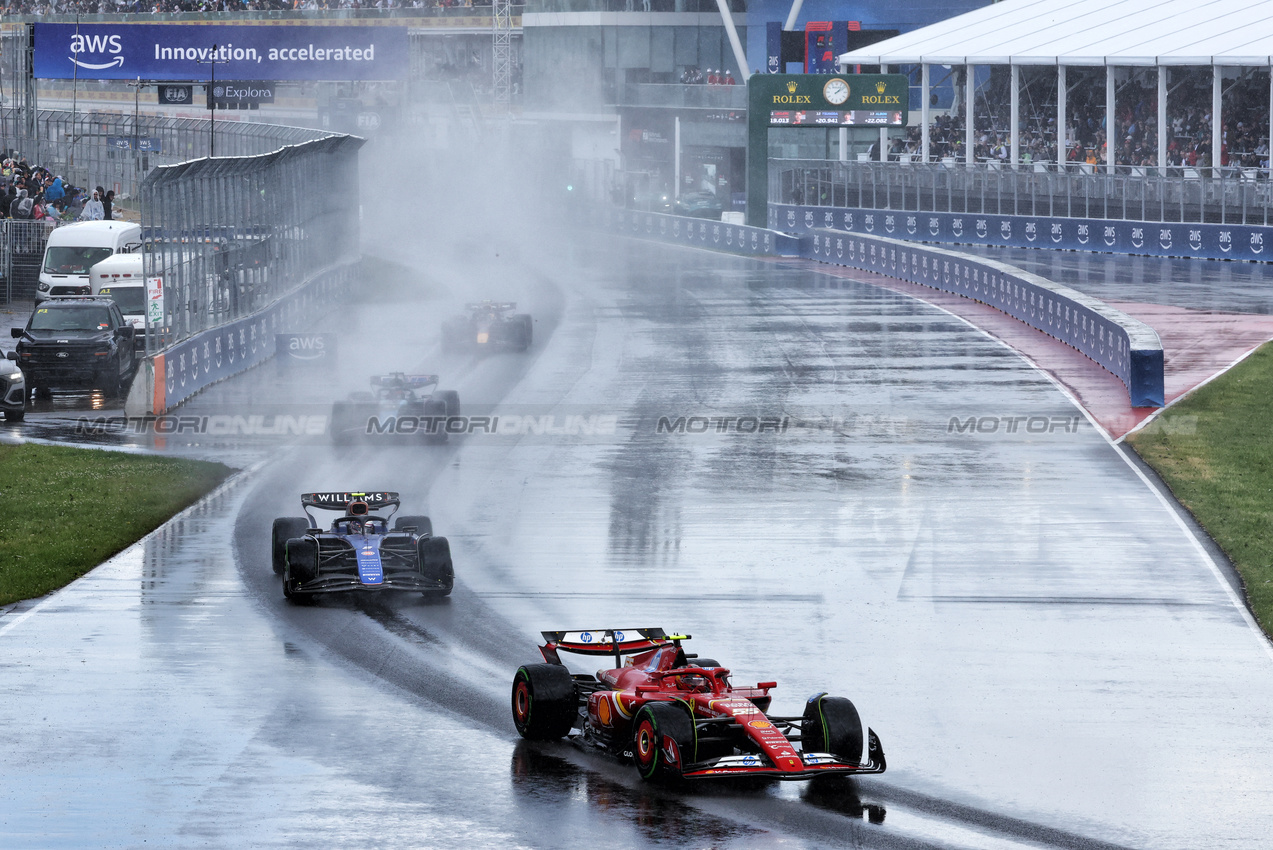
[{"x1": 33, "y1": 23, "x2": 408, "y2": 81}]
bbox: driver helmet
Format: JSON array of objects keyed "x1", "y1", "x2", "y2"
[{"x1": 678, "y1": 673, "x2": 709, "y2": 692}]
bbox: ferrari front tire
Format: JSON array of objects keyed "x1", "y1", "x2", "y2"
[
  {"x1": 511, "y1": 663, "x2": 576, "y2": 740},
  {"x1": 801, "y1": 693, "x2": 863, "y2": 766},
  {"x1": 271, "y1": 517, "x2": 309, "y2": 575},
  {"x1": 632, "y1": 702, "x2": 695, "y2": 781}
]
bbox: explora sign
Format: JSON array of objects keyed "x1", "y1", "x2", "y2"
[{"x1": 33, "y1": 23, "x2": 409, "y2": 81}]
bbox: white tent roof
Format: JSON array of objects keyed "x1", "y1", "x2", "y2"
[{"x1": 838, "y1": 0, "x2": 1273, "y2": 67}]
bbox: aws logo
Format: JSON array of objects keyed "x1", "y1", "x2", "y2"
[{"x1": 70, "y1": 33, "x2": 124, "y2": 70}]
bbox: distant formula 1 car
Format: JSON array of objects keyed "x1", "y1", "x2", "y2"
[
  {"x1": 330, "y1": 373, "x2": 460, "y2": 445},
  {"x1": 271, "y1": 491, "x2": 453, "y2": 601},
  {"x1": 442, "y1": 301, "x2": 532, "y2": 353},
  {"x1": 511, "y1": 628, "x2": 886, "y2": 782}
]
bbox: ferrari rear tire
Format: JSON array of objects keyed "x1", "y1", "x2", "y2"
[
  {"x1": 271, "y1": 517, "x2": 309, "y2": 575},
  {"x1": 632, "y1": 702, "x2": 695, "y2": 781},
  {"x1": 394, "y1": 515, "x2": 433, "y2": 536},
  {"x1": 511, "y1": 663, "x2": 577, "y2": 740},
  {"x1": 285, "y1": 537, "x2": 319, "y2": 585},
  {"x1": 417, "y1": 535, "x2": 454, "y2": 596},
  {"x1": 801, "y1": 693, "x2": 863, "y2": 766}
]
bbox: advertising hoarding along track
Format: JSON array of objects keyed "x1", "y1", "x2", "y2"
[{"x1": 33, "y1": 23, "x2": 408, "y2": 81}]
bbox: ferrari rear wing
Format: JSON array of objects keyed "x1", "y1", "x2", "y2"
[{"x1": 539, "y1": 628, "x2": 685, "y2": 666}]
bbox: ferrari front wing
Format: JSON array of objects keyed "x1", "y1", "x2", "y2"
[{"x1": 680, "y1": 729, "x2": 886, "y2": 780}]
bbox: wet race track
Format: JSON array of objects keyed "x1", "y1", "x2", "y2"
[{"x1": 3, "y1": 233, "x2": 1273, "y2": 849}]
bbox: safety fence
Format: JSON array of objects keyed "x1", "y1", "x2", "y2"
[
  {"x1": 770, "y1": 203, "x2": 1273, "y2": 264},
  {"x1": 139, "y1": 133, "x2": 364, "y2": 356},
  {"x1": 801, "y1": 228, "x2": 1165, "y2": 408},
  {"x1": 0, "y1": 219, "x2": 62, "y2": 304},
  {"x1": 773, "y1": 160, "x2": 1273, "y2": 228},
  {"x1": 128, "y1": 262, "x2": 355, "y2": 416},
  {"x1": 600, "y1": 204, "x2": 1164, "y2": 407},
  {"x1": 602, "y1": 207, "x2": 799, "y2": 257},
  {"x1": 1, "y1": 106, "x2": 331, "y2": 202}
]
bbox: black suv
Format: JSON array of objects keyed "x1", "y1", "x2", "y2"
[{"x1": 11, "y1": 297, "x2": 138, "y2": 397}]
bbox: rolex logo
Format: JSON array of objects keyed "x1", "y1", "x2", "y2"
[
  {"x1": 787, "y1": 81, "x2": 799, "y2": 93},
  {"x1": 875, "y1": 81, "x2": 887, "y2": 94}
]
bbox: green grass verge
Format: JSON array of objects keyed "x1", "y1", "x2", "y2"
[
  {"x1": 0, "y1": 444, "x2": 230, "y2": 606},
  {"x1": 1127, "y1": 342, "x2": 1273, "y2": 638}
]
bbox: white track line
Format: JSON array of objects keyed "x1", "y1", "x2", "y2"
[{"x1": 802, "y1": 262, "x2": 1273, "y2": 663}]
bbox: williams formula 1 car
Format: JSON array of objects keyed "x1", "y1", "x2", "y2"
[
  {"x1": 271, "y1": 491, "x2": 454, "y2": 601},
  {"x1": 442, "y1": 301, "x2": 532, "y2": 353},
  {"x1": 330, "y1": 373, "x2": 460, "y2": 445},
  {"x1": 511, "y1": 628, "x2": 885, "y2": 782}
]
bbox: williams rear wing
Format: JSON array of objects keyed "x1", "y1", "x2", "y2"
[
  {"x1": 371, "y1": 374, "x2": 438, "y2": 389},
  {"x1": 300, "y1": 492, "x2": 400, "y2": 525},
  {"x1": 539, "y1": 628, "x2": 686, "y2": 666},
  {"x1": 301, "y1": 491, "x2": 400, "y2": 515},
  {"x1": 466, "y1": 301, "x2": 516, "y2": 312}
]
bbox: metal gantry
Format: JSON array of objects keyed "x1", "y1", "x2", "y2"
[{"x1": 492, "y1": 0, "x2": 513, "y2": 112}]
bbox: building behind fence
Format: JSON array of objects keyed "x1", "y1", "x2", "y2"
[{"x1": 139, "y1": 134, "x2": 363, "y2": 356}]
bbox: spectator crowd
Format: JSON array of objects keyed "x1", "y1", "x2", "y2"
[
  {"x1": 679, "y1": 66, "x2": 737, "y2": 85},
  {"x1": 2, "y1": 154, "x2": 114, "y2": 225},
  {"x1": 899, "y1": 67, "x2": 1271, "y2": 170}
]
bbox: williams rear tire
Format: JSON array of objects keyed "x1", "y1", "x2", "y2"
[
  {"x1": 436, "y1": 390, "x2": 460, "y2": 417},
  {"x1": 511, "y1": 663, "x2": 577, "y2": 740},
  {"x1": 802, "y1": 693, "x2": 864, "y2": 766},
  {"x1": 271, "y1": 517, "x2": 309, "y2": 575},
  {"x1": 394, "y1": 515, "x2": 433, "y2": 536}
]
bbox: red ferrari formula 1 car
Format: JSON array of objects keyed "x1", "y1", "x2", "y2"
[{"x1": 511, "y1": 628, "x2": 886, "y2": 782}]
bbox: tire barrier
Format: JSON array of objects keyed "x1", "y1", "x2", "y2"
[
  {"x1": 126, "y1": 262, "x2": 355, "y2": 415},
  {"x1": 772, "y1": 204, "x2": 1273, "y2": 264},
  {"x1": 802, "y1": 228, "x2": 1165, "y2": 408},
  {"x1": 602, "y1": 207, "x2": 800, "y2": 257}
]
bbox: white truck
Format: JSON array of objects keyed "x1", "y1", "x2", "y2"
[
  {"x1": 37, "y1": 220, "x2": 143, "y2": 304},
  {"x1": 89, "y1": 253, "x2": 163, "y2": 349}
]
